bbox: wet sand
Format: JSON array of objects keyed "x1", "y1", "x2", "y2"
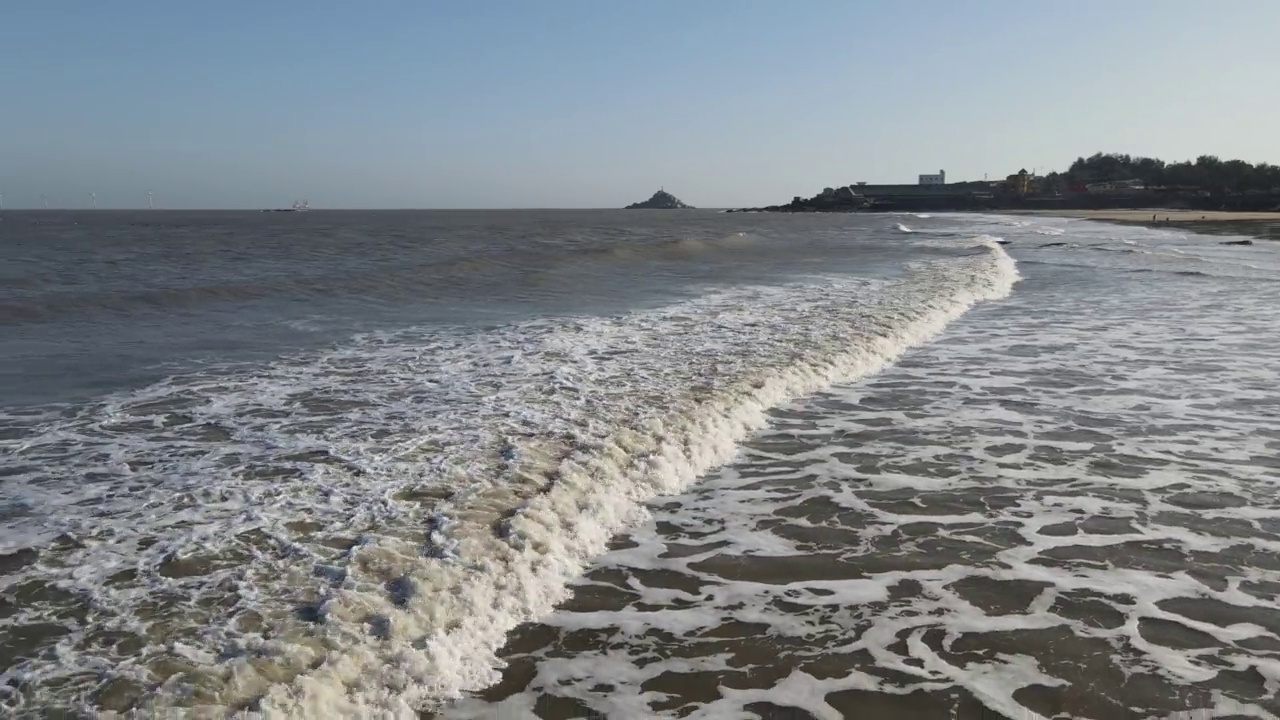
[
  {"x1": 437, "y1": 217, "x2": 1280, "y2": 719},
  {"x1": 1013, "y1": 210, "x2": 1280, "y2": 223},
  {"x1": 1012, "y1": 210, "x2": 1280, "y2": 241}
]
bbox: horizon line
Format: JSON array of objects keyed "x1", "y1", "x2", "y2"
[{"x1": 0, "y1": 207, "x2": 732, "y2": 212}]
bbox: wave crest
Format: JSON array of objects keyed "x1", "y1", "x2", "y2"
[{"x1": 0, "y1": 245, "x2": 1019, "y2": 716}]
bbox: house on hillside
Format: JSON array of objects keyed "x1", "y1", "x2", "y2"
[{"x1": 1006, "y1": 169, "x2": 1032, "y2": 194}]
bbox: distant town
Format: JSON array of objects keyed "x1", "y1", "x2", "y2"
[{"x1": 732, "y1": 153, "x2": 1280, "y2": 213}]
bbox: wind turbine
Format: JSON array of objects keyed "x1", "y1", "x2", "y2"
[
  {"x1": 90, "y1": 192, "x2": 97, "y2": 209},
  {"x1": 148, "y1": 191, "x2": 154, "y2": 209},
  {"x1": 0, "y1": 192, "x2": 4, "y2": 210},
  {"x1": 42, "y1": 194, "x2": 49, "y2": 209}
]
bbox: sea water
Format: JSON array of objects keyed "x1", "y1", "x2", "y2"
[{"x1": 1, "y1": 211, "x2": 1276, "y2": 718}]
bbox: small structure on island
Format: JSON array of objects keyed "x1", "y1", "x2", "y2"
[{"x1": 625, "y1": 188, "x2": 694, "y2": 209}]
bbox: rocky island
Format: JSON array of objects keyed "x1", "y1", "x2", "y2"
[{"x1": 625, "y1": 189, "x2": 694, "y2": 209}]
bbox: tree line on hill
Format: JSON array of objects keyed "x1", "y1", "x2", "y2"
[
  {"x1": 733, "y1": 152, "x2": 1280, "y2": 213},
  {"x1": 1039, "y1": 153, "x2": 1280, "y2": 194}
]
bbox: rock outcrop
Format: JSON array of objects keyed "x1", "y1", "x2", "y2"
[
  {"x1": 626, "y1": 189, "x2": 694, "y2": 209},
  {"x1": 728, "y1": 185, "x2": 875, "y2": 213}
]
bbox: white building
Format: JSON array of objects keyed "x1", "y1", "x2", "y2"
[{"x1": 918, "y1": 170, "x2": 946, "y2": 186}]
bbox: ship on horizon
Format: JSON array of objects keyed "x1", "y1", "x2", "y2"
[{"x1": 262, "y1": 200, "x2": 310, "y2": 213}]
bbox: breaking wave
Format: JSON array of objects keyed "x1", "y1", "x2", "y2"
[{"x1": 0, "y1": 243, "x2": 1018, "y2": 715}]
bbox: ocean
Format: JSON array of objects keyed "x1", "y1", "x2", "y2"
[{"x1": 1, "y1": 210, "x2": 1278, "y2": 719}]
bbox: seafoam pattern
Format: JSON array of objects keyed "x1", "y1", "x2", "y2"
[
  {"x1": 0, "y1": 243, "x2": 1016, "y2": 716},
  {"x1": 443, "y1": 226, "x2": 1280, "y2": 719}
]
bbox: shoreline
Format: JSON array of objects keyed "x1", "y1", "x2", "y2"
[
  {"x1": 1007, "y1": 209, "x2": 1280, "y2": 241},
  {"x1": 1006, "y1": 209, "x2": 1280, "y2": 222}
]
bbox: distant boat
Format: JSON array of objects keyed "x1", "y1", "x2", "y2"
[{"x1": 262, "y1": 200, "x2": 310, "y2": 213}]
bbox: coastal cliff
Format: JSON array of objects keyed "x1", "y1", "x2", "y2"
[
  {"x1": 626, "y1": 189, "x2": 694, "y2": 209},
  {"x1": 730, "y1": 152, "x2": 1280, "y2": 214},
  {"x1": 730, "y1": 187, "x2": 1280, "y2": 214}
]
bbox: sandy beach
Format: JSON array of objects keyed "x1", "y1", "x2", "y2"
[
  {"x1": 1012, "y1": 209, "x2": 1280, "y2": 222},
  {"x1": 1009, "y1": 209, "x2": 1280, "y2": 240}
]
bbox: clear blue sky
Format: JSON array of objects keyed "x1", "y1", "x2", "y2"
[{"x1": 2, "y1": 0, "x2": 1277, "y2": 209}]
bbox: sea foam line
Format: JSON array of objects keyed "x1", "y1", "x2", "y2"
[{"x1": 241, "y1": 242, "x2": 1020, "y2": 718}]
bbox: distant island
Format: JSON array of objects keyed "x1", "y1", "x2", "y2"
[
  {"x1": 626, "y1": 189, "x2": 694, "y2": 209},
  {"x1": 730, "y1": 153, "x2": 1280, "y2": 214}
]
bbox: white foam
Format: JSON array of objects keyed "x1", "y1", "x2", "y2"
[
  {"x1": 0, "y1": 243, "x2": 1019, "y2": 715},
  {"x1": 254, "y1": 245, "x2": 1019, "y2": 716},
  {"x1": 438, "y1": 215, "x2": 1280, "y2": 719}
]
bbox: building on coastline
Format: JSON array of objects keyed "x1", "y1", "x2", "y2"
[
  {"x1": 787, "y1": 167, "x2": 1032, "y2": 211},
  {"x1": 1006, "y1": 169, "x2": 1032, "y2": 194},
  {"x1": 1085, "y1": 179, "x2": 1145, "y2": 192}
]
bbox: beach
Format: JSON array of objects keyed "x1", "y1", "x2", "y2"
[
  {"x1": 437, "y1": 213, "x2": 1280, "y2": 719},
  {"x1": 1011, "y1": 209, "x2": 1280, "y2": 242},
  {"x1": 4, "y1": 212, "x2": 1280, "y2": 718},
  {"x1": 1012, "y1": 210, "x2": 1280, "y2": 222}
]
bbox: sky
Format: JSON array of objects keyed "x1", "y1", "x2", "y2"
[{"x1": 2, "y1": 0, "x2": 1278, "y2": 209}]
